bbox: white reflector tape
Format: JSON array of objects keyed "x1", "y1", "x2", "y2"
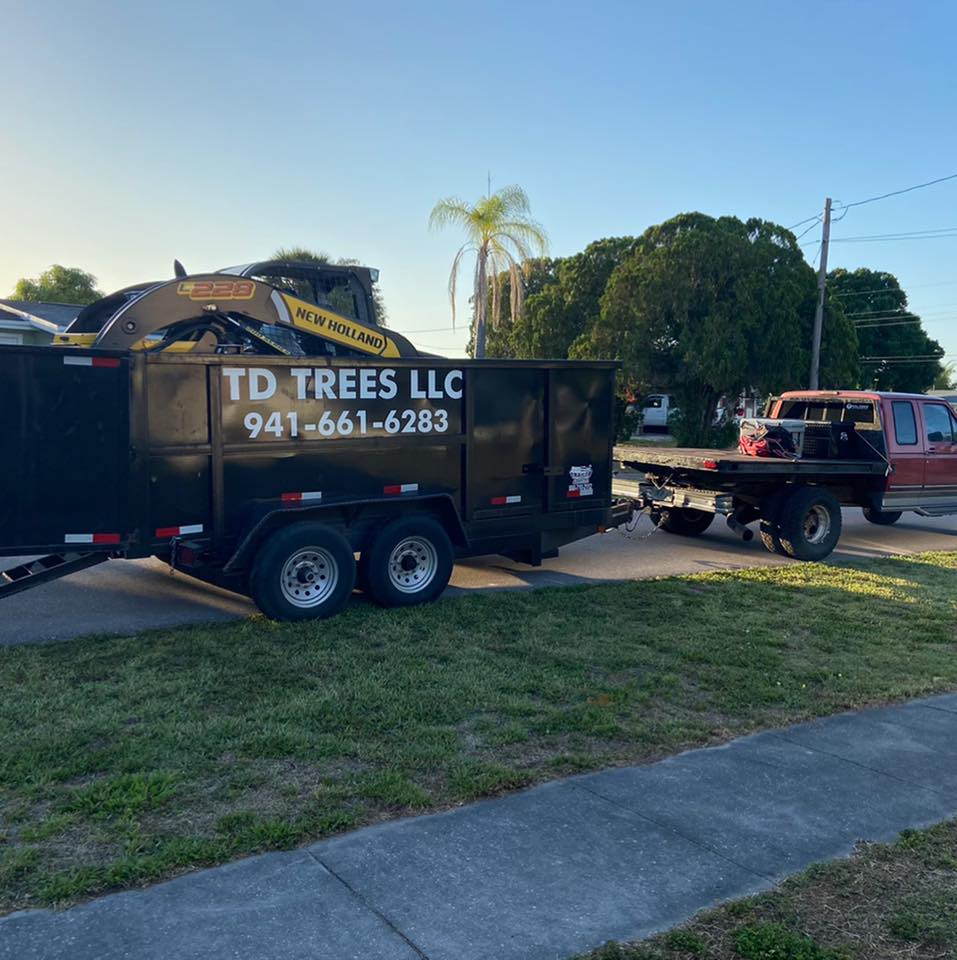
[
  {"x1": 63, "y1": 356, "x2": 93, "y2": 367},
  {"x1": 281, "y1": 491, "x2": 322, "y2": 503},
  {"x1": 155, "y1": 524, "x2": 205, "y2": 537},
  {"x1": 383, "y1": 483, "x2": 418, "y2": 495},
  {"x1": 64, "y1": 533, "x2": 93, "y2": 543}
]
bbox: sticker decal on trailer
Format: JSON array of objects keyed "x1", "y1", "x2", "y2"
[{"x1": 567, "y1": 464, "x2": 594, "y2": 498}]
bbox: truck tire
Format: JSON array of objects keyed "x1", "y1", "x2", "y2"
[
  {"x1": 863, "y1": 507, "x2": 903, "y2": 526},
  {"x1": 656, "y1": 508, "x2": 715, "y2": 537},
  {"x1": 361, "y1": 514, "x2": 454, "y2": 608},
  {"x1": 250, "y1": 522, "x2": 356, "y2": 621},
  {"x1": 777, "y1": 487, "x2": 842, "y2": 561}
]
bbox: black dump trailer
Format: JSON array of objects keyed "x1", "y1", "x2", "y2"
[{"x1": 0, "y1": 346, "x2": 626, "y2": 619}]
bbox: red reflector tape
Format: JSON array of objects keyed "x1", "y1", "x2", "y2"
[
  {"x1": 62, "y1": 356, "x2": 121, "y2": 368},
  {"x1": 702, "y1": 459, "x2": 719, "y2": 470},
  {"x1": 155, "y1": 524, "x2": 205, "y2": 538},
  {"x1": 383, "y1": 483, "x2": 418, "y2": 495},
  {"x1": 65, "y1": 533, "x2": 121, "y2": 545},
  {"x1": 491, "y1": 495, "x2": 522, "y2": 505},
  {"x1": 281, "y1": 491, "x2": 322, "y2": 503}
]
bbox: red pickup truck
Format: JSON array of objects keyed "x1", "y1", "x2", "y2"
[{"x1": 618, "y1": 390, "x2": 957, "y2": 561}]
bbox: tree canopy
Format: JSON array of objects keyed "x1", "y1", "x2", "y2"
[
  {"x1": 487, "y1": 238, "x2": 637, "y2": 360},
  {"x1": 11, "y1": 265, "x2": 103, "y2": 305},
  {"x1": 429, "y1": 185, "x2": 548, "y2": 357},
  {"x1": 568, "y1": 214, "x2": 856, "y2": 442},
  {"x1": 827, "y1": 268, "x2": 944, "y2": 393}
]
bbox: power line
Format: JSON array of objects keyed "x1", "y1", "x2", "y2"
[
  {"x1": 793, "y1": 219, "x2": 822, "y2": 241},
  {"x1": 834, "y1": 172, "x2": 957, "y2": 210},
  {"x1": 831, "y1": 280, "x2": 957, "y2": 297},
  {"x1": 831, "y1": 232, "x2": 957, "y2": 243}
]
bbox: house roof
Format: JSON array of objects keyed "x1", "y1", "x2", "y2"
[{"x1": 0, "y1": 300, "x2": 84, "y2": 333}]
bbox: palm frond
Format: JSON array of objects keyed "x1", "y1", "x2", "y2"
[
  {"x1": 447, "y1": 242, "x2": 475, "y2": 330},
  {"x1": 429, "y1": 198, "x2": 476, "y2": 232}
]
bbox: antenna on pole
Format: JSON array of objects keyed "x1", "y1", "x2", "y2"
[{"x1": 487, "y1": 169, "x2": 491, "y2": 199}]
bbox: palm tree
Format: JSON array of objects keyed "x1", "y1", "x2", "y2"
[{"x1": 429, "y1": 185, "x2": 548, "y2": 357}]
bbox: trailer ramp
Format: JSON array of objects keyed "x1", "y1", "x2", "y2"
[{"x1": 0, "y1": 553, "x2": 107, "y2": 600}]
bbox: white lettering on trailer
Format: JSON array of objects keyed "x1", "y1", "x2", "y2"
[
  {"x1": 225, "y1": 366, "x2": 461, "y2": 441},
  {"x1": 248, "y1": 368, "x2": 277, "y2": 401},
  {"x1": 222, "y1": 367, "x2": 246, "y2": 400}
]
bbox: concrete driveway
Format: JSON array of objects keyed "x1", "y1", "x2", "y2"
[{"x1": 1, "y1": 508, "x2": 955, "y2": 646}]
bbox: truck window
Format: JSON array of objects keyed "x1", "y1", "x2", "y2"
[
  {"x1": 892, "y1": 401, "x2": 918, "y2": 445},
  {"x1": 643, "y1": 396, "x2": 663, "y2": 409},
  {"x1": 924, "y1": 403, "x2": 954, "y2": 444}
]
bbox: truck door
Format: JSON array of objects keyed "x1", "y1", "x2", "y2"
[
  {"x1": 919, "y1": 400, "x2": 957, "y2": 499},
  {"x1": 884, "y1": 399, "x2": 924, "y2": 494}
]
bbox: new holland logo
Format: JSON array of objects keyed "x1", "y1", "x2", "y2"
[{"x1": 292, "y1": 305, "x2": 386, "y2": 352}]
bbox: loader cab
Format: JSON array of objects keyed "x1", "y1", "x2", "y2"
[{"x1": 218, "y1": 261, "x2": 380, "y2": 327}]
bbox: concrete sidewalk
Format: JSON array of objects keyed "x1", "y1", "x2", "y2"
[{"x1": 4, "y1": 695, "x2": 957, "y2": 960}]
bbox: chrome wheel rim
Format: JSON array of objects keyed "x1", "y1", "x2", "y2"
[
  {"x1": 803, "y1": 504, "x2": 832, "y2": 545},
  {"x1": 280, "y1": 547, "x2": 338, "y2": 608},
  {"x1": 387, "y1": 537, "x2": 438, "y2": 594}
]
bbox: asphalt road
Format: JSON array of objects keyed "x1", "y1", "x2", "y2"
[{"x1": 2, "y1": 508, "x2": 955, "y2": 646}]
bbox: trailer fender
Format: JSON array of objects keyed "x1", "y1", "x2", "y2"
[{"x1": 223, "y1": 493, "x2": 468, "y2": 576}]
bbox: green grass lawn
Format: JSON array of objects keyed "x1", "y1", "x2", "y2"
[
  {"x1": 1, "y1": 551, "x2": 955, "y2": 912},
  {"x1": 581, "y1": 818, "x2": 957, "y2": 960}
]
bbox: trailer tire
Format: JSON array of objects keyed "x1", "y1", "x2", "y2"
[
  {"x1": 250, "y1": 522, "x2": 356, "y2": 621},
  {"x1": 361, "y1": 514, "x2": 453, "y2": 608},
  {"x1": 863, "y1": 507, "x2": 903, "y2": 526},
  {"x1": 777, "y1": 487, "x2": 842, "y2": 561},
  {"x1": 656, "y1": 508, "x2": 715, "y2": 537}
]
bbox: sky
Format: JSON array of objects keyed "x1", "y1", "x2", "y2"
[{"x1": 2, "y1": 0, "x2": 956, "y2": 364}]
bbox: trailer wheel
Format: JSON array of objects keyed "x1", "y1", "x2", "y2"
[
  {"x1": 777, "y1": 487, "x2": 842, "y2": 561},
  {"x1": 361, "y1": 515, "x2": 453, "y2": 607},
  {"x1": 863, "y1": 507, "x2": 903, "y2": 526},
  {"x1": 250, "y1": 523, "x2": 356, "y2": 621},
  {"x1": 656, "y1": 508, "x2": 715, "y2": 537}
]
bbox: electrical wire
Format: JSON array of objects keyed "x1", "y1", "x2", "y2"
[{"x1": 833, "y1": 172, "x2": 957, "y2": 211}]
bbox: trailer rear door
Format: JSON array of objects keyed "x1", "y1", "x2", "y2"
[{"x1": 0, "y1": 347, "x2": 130, "y2": 553}]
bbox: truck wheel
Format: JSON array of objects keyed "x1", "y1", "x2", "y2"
[
  {"x1": 778, "y1": 487, "x2": 842, "y2": 561},
  {"x1": 250, "y1": 523, "x2": 356, "y2": 621},
  {"x1": 863, "y1": 507, "x2": 903, "y2": 526},
  {"x1": 361, "y1": 515, "x2": 453, "y2": 607},
  {"x1": 656, "y1": 508, "x2": 715, "y2": 537}
]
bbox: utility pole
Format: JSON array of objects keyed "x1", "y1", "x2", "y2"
[{"x1": 809, "y1": 196, "x2": 832, "y2": 389}]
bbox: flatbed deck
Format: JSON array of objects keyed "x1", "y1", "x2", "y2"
[{"x1": 614, "y1": 445, "x2": 889, "y2": 480}]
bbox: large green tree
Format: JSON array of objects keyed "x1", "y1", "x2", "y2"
[
  {"x1": 827, "y1": 268, "x2": 944, "y2": 392},
  {"x1": 429, "y1": 185, "x2": 548, "y2": 358},
  {"x1": 11, "y1": 265, "x2": 102, "y2": 304},
  {"x1": 576, "y1": 213, "x2": 857, "y2": 444},
  {"x1": 487, "y1": 237, "x2": 637, "y2": 361}
]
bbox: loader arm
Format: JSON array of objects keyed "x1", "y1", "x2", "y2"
[{"x1": 84, "y1": 275, "x2": 419, "y2": 358}]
